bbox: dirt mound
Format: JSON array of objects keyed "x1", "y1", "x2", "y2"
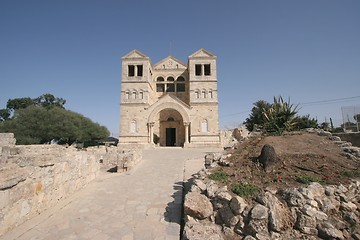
[{"x1": 219, "y1": 132, "x2": 360, "y2": 191}]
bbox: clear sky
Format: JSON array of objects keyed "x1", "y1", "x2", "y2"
[{"x1": 1, "y1": 0, "x2": 359, "y2": 136}]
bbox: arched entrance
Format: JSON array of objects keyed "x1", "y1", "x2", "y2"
[
  {"x1": 147, "y1": 101, "x2": 190, "y2": 147},
  {"x1": 157, "y1": 109, "x2": 184, "y2": 146}
]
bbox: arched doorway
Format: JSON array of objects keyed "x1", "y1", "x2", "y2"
[
  {"x1": 155, "y1": 109, "x2": 184, "y2": 146},
  {"x1": 147, "y1": 99, "x2": 190, "y2": 147}
]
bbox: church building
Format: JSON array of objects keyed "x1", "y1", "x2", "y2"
[{"x1": 119, "y1": 48, "x2": 220, "y2": 148}]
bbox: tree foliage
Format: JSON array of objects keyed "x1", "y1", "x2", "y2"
[
  {"x1": 295, "y1": 115, "x2": 318, "y2": 130},
  {"x1": 245, "y1": 96, "x2": 306, "y2": 134},
  {"x1": 244, "y1": 100, "x2": 271, "y2": 131},
  {"x1": 262, "y1": 96, "x2": 299, "y2": 134},
  {"x1": 0, "y1": 94, "x2": 109, "y2": 145}
]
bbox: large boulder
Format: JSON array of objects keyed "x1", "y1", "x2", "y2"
[
  {"x1": 256, "y1": 192, "x2": 293, "y2": 232},
  {"x1": 258, "y1": 144, "x2": 277, "y2": 171},
  {"x1": 184, "y1": 192, "x2": 213, "y2": 220}
]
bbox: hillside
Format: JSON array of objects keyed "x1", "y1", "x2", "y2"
[{"x1": 219, "y1": 131, "x2": 360, "y2": 191}]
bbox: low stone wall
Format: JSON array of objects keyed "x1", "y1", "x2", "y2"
[
  {"x1": 0, "y1": 143, "x2": 141, "y2": 236},
  {"x1": 183, "y1": 173, "x2": 360, "y2": 240},
  {"x1": 333, "y1": 132, "x2": 360, "y2": 147}
]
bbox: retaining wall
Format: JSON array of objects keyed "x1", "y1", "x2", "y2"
[{"x1": 0, "y1": 136, "x2": 141, "y2": 236}]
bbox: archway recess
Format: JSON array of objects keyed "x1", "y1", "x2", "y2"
[{"x1": 147, "y1": 101, "x2": 190, "y2": 146}]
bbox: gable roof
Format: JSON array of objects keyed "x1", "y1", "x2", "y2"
[
  {"x1": 147, "y1": 94, "x2": 191, "y2": 123},
  {"x1": 153, "y1": 56, "x2": 187, "y2": 70},
  {"x1": 122, "y1": 49, "x2": 149, "y2": 60},
  {"x1": 189, "y1": 48, "x2": 216, "y2": 59}
]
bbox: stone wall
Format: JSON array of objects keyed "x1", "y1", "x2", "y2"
[
  {"x1": 0, "y1": 143, "x2": 141, "y2": 236},
  {"x1": 0, "y1": 133, "x2": 16, "y2": 147},
  {"x1": 333, "y1": 132, "x2": 360, "y2": 147},
  {"x1": 183, "y1": 174, "x2": 360, "y2": 240}
]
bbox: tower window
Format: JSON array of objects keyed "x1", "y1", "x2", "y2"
[
  {"x1": 204, "y1": 64, "x2": 211, "y2": 75},
  {"x1": 157, "y1": 77, "x2": 164, "y2": 81},
  {"x1": 128, "y1": 65, "x2": 135, "y2": 77},
  {"x1": 167, "y1": 76, "x2": 175, "y2": 81},
  {"x1": 195, "y1": 64, "x2": 202, "y2": 76},
  {"x1": 137, "y1": 65, "x2": 143, "y2": 76},
  {"x1": 195, "y1": 90, "x2": 200, "y2": 99}
]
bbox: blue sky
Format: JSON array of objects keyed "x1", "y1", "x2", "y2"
[{"x1": 1, "y1": 0, "x2": 359, "y2": 136}]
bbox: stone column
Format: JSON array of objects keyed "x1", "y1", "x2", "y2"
[
  {"x1": 184, "y1": 122, "x2": 190, "y2": 144},
  {"x1": 148, "y1": 122, "x2": 154, "y2": 144}
]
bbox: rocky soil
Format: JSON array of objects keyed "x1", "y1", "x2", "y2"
[{"x1": 182, "y1": 130, "x2": 360, "y2": 240}]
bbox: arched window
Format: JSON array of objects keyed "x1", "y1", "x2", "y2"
[
  {"x1": 209, "y1": 89, "x2": 213, "y2": 98},
  {"x1": 139, "y1": 91, "x2": 144, "y2": 99},
  {"x1": 201, "y1": 120, "x2": 208, "y2": 133},
  {"x1": 157, "y1": 77, "x2": 164, "y2": 82},
  {"x1": 167, "y1": 76, "x2": 175, "y2": 81},
  {"x1": 202, "y1": 89, "x2": 206, "y2": 98},
  {"x1": 132, "y1": 91, "x2": 137, "y2": 99},
  {"x1": 195, "y1": 90, "x2": 200, "y2": 99},
  {"x1": 176, "y1": 76, "x2": 185, "y2": 82},
  {"x1": 130, "y1": 120, "x2": 137, "y2": 134},
  {"x1": 125, "y1": 91, "x2": 130, "y2": 100}
]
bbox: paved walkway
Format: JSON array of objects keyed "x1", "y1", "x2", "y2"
[{"x1": 1, "y1": 148, "x2": 218, "y2": 240}]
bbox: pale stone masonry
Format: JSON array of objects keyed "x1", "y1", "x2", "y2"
[{"x1": 119, "y1": 48, "x2": 221, "y2": 148}]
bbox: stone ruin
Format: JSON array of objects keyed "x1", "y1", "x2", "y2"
[{"x1": 0, "y1": 133, "x2": 142, "y2": 237}]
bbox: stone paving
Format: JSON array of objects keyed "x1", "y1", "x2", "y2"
[{"x1": 1, "y1": 147, "x2": 219, "y2": 240}]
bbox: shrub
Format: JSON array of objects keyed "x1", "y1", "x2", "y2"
[
  {"x1": 231, "y1": 183, "x2": 259, "y2": 197},
  {"x1": 263, "y1": 96, "x2": 299, "y2": 134},
  {"x1": 208, "y1": 171, "x2": 228, "y2": 181},
  {"x1": 295, "y1": 175, "x2": 319, "y2": 184}
]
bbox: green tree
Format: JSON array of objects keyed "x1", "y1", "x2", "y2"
[
  {"x1": 34, "y1": 93, "x2": 66, "y2": 109},
  {"x1": 295, "y1": 115, "x2": 318, "y2": 129},
  {"x1": 244, "y1": 100, "x2": 271, "y2": 131},
  {"x1": 0, "y1": 104, "x2": 109, "y2": 145},
  {"x1": 6, "y1": 97, "x2": 34, "y2": 114},
  {"x1": 0, "y1": 109, "x2": 10, "y2": 122}
]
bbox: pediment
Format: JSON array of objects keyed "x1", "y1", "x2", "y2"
[
  {"x1": 189, "y1": 48, "x2": 216, "y2": 59},
  {"x1": 149, "y1": 94, "x2": 191, "y2": 111},
  {"x1": 122, "y1": 50, "x2": 149, "y2": 59},
  {"x1": 153, "y1": 56, "x2": 187, "y2": 70}
]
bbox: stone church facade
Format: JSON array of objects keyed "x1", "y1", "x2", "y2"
[{"x1": 119, "y1": 48, "x2": 220, "y2": 148}]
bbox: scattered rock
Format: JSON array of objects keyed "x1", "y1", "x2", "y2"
[
  {"x1": 183, "y1": 222, "x2": 224, "y2": 240},
  {"x1": 218, "y1": 205, "x2": 239, "y2": 227},
  {"x1": 230, "y1": 196, "x2": 248, "y2": 215},
  {"x1": 317, "y1": 222, "x2": 344, "y2": 240},
  {"x1": 184, "y1": 192, "x2": 213, "y2": 220}
]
